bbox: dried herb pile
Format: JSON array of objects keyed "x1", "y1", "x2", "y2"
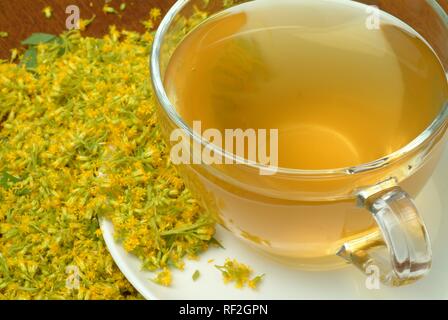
[{"x1": 0, "y1": 21, "x2": 215, "y2": 299}]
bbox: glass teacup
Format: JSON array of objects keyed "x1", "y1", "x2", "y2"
[{"x1": 150, "y1": 0, "x2": 448, "y2": 286}]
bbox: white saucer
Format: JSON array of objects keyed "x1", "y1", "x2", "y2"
[{"x1": 100, "y1": 147, "x2": 448, "y2": 299}]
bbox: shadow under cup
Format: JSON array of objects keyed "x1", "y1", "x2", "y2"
[{"x1": 151, "y1": 0, "x2": 448, "y2": 285}]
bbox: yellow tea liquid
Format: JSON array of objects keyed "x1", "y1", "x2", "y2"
[
  {"x1": 164, "y1": 0, "x2": 448, "y2": 265},
  {"x1": 165, "y1": 0, "x2": 447, "y2": 169}
]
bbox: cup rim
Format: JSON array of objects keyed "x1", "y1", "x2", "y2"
[{"x1": 150, "y1": 0, "x2": 448, "y2": 177}]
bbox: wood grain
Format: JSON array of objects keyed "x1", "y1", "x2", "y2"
[{"x1": 0, "y1": 0, "x2": 175, "y2": 59}]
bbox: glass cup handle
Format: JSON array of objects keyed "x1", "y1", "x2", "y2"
[{"x1": 337, "y1": 178, "x2": 432, "y2": 286}]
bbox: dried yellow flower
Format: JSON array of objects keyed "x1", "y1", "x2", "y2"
[
  {"x1": 150, "y1": 8, "x2": 162, "y2": 20},
  {"x1": 9, "y1": 48, "x2": 18, "y2": 62},
  {"x1": 78, "y1": 15, "x2": 96, "y2": 31},
  {"x1": 152, "y1": 268, "x2": 172, "y2": 287},
  {"x1": 103, "y1": 4, "x2": 117, "y2": 14},
  {"x1": 42, "y1": 6, "x2": 53, "y2": 19},
  {"x1": 0, "y1": 8, "x2": 215, "y2": 298},
  {"x1": 215, "y1": 259, "x2": 264, "y2": 289}
]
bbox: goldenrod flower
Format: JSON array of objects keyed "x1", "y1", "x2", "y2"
[
  {"x1": 42, "y1": 6, "x2": 53, "y2": 19},
  {"x1": 150, "y1": 8, "x2": 162, "y2": 20},
  {"x1": 0, "y1": 8, "x2": 216, "y2": 299},
  {"x1": 215, "y1": 259, "x2": 264, "y2": 289}
]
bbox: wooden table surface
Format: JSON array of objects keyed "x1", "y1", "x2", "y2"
[
  {"x1": 0, "y1": 0, "x2": 175, "y2": 59},
  {"x1": 0, "y1": 0, "x2": 447, "y2": 60}
]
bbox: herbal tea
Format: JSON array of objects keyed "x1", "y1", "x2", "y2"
[
  {"x1": 165, "y1": 0, "x2": 448, "y2": 170},
  {"x1": 162, "y1": 0, "x2": 448, "y2": 265}
]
